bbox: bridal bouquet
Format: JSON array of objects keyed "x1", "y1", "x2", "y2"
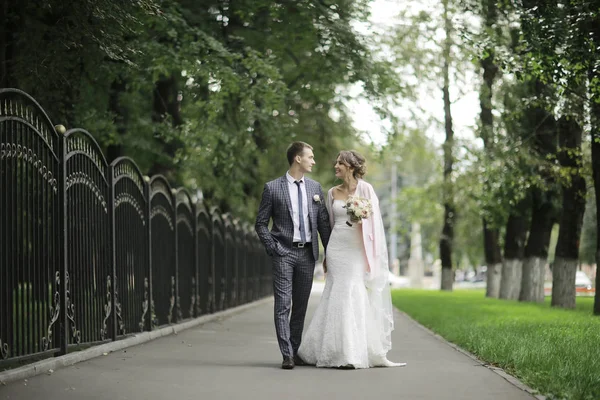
[{"x1": 343, "y1": 195, "x2": 373, "y2": 226}]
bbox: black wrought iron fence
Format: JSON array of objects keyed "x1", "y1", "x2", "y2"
[
  {"x1": 0, "y1": 89, "x2": 63, "y2": 363},
  {"x1": 110, "y1": 157, "x2": 148, "y2": 336},
  {"x1": 211, "y1": 208, "x2": 225, "y2": 313},
  {"x1": 223, "y1": 214, "x2": 236, "y2": 308},
  {"x1": 176, "y1": 188, "x2": 196, "y2": 321},
  {"x1": 195, "y1": 204, "x2": 211, "y2": 316},
  {"x1": 0, "y1": 88, "x2": 272, "y2": 369},
  {"x1": 64, "y1": 128, "x2": 112, "y2": 349},
  {"x1": 235, "y1": 221, "x2": 247, "y2": 306}
]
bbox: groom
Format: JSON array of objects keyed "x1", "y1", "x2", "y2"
[{"x1": 255, "y1": 141, "x2": 331, "y2": 369}]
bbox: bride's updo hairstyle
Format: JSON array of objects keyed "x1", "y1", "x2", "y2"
[{"x1": 337, "y1": 150, "x2": 367, "y2": 179}]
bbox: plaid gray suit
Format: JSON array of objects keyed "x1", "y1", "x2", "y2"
[{"x1": 255, "y1": 175, "x2": 331, "y2": 358}]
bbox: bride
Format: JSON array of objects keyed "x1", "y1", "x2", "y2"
[{"x1": 297, "y1": 150, "x2": 405, "y2": 369}]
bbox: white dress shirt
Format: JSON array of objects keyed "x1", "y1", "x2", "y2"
[{"x1": 286, "y1": 172, "x2": 312, "y2": 243}]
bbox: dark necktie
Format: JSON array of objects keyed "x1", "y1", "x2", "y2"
[{"x1": 294, "y1": 180, "x2": 307, "y2": 243}]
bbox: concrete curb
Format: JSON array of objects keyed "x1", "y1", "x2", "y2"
[
  {"x1": 394, "y1": 308, "x2": 546, "y2": 400},
  {"x1": 0, "y1": 296, "x2": 273, "y2": 386}
]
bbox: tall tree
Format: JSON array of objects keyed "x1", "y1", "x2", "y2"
[
  {"x1": 439, "y1": 0, "x2": 455, "y2": 291},
  {"x1": 588, "y1": 17, "x2": 600, "y2": 315},
  {"x1": 514, "y1": 0, "x2": 597, "y2": 310},
  {"x1": 519, "y1": 80, "x2": 558, "y2": 303},
  {"x1": 552, "y1": 113, "x2": 586, "y2": 308},
  {"x1": 477, "y1": 0, "x2": 503, "y2": 298},
  {"x1": 387, "y1": 0, "x2": 471, "y2": 290},
  {"x1": 497, "y1": 27, "x2": 531, "y2": 301}
]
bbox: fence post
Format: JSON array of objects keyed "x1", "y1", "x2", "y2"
[
  {"x1": 192, "y1": 199, "x2": 199, "y2": 318},
  {"x1": 223, "y1": 214, "x2": 231, "y2": 309},
  {"x1": 57, "y1": 124, "x2": 69, "y2": 355},
  {"x1": 172, "y1": 188, "x2": 179, "y2": 323},
  {"x1": 109, "y1": 163, "x2": 117, "y2": 341},
  {"x1": 144, "y1": 175, "x2": 153, "y2": 331}
]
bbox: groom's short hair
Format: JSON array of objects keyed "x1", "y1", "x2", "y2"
[{"x1": 286, "y1": 141, "x2": 313, "y2": 165}]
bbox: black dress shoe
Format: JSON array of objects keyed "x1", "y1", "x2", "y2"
[
  {"x1": 338, "y1": 364, "x2": 355, "y2": 370},
  {"x1": 294, "y1": 355, "x2": 309, "y2": 366},
  {"x1": 282, "y1": 356, "x2": 295, "y2": 369}
]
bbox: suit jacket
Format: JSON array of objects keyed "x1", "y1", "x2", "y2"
[{"x1": 255, "y1": 175, "x2": 331, "y2": 261}]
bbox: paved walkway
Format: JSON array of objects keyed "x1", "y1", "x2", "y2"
[{"x1": 0, "y1": 282, "x2": 536, "y2": 400}]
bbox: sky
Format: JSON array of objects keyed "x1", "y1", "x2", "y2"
[{"x1": 344, "y1": 0, "x2": 481, "y2": 148}]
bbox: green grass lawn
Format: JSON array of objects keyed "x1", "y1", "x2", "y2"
[{"x1": 392, "y1": 289, "x2": 600, "y2": 400}]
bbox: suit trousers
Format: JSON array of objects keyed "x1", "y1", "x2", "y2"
[{"x1": 271, "y1": 246, "x2": 315, "y2": 358}]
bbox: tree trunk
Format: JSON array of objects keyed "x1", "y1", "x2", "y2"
[
  {"x1": 552, "y1": 116, "x2": 586, "y2": 309},
  {"x1": 486, "y1": 262, "x2": 502, "y2": 298},
  {"x1": 499, "y1": 197, "x2": 530, "y2": 300},
  {"x1": 439, "y1": 0, "x2": 454, "y2": 291},
  {"x1": 520, "y1": 255, "x2": 547, "y2": 302},
  {"x1": 520, "y1": 79, "x2": 557, "y2": 303},
  {"x1": 587, "y1": 13, "x2": 600, "y2": 315},
  {"x1": 440, "y1": 203, "x2": 454, "y2": 291},
  {"x1": 441, "y1": 268, "x2": 454, "y2": 292},
  {"x1": 484, "y1": 221, "x2": 502, "y2": 298},
  {"x1": 551, "y1": 258, "x2": 578, "y2": 308},
  {"x1": 500, "y1": 258, "x2": 522, "y2": 300},
  {"x1": 590, "y1": 79, "x2": 600, "y2": 315},
  {"x1": 478, "y1": 0, "x2": 499, "y2": 151},
  {"x1": 479, "y1": 0, "x2": 503, "y2": 298},
  {"x1": 520, "y1": 187, "x2": 556, "y2": 302}
]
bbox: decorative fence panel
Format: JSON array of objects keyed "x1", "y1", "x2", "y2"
[
  {"x1": 246, "y1": 231, "x2": 258, "y2": 302},
  {"x1": 223, "y1": 215, "x2": 237, "y2": 308},
  {"x1": 176, "y1": 188, "x2": 196, "y2": 320},
  {"x1": 254, "y1": 237, "x2": 264, "y2": 299},
  {"x1": 149, "y1": 176, "x2": 177, "y2": 327},
  {"x1": 211, "y1": 209, "x2": 225, "y2": 312},
  {"x1": 0, "y1": 89, "x2": 62, "y2": 362},
  {"x1": 110, "y1": 157, "x2": 148, "y2": 336},
  {"x1": 235, "y1": 221, "x2": 247, "y2": 306},
  {"x1": 0, "y1": 88, "x2": 272, "y2": 369},
  {"x1": 260, "y1": 237, "x2": 270, "y2": 298},
  {"x1": 64, "y1": 128, "x2": 112, "y2": 347},
  {"x1": 196, "y1": 205, "x2": 211, "y2": 316},
  {"x1": 260, "y1": 242, "x2": 270, "y2": 298}
]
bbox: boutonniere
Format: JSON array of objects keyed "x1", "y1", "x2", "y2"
[{"x1": 313, "y1": 194, "x2": 321, "y2": 203}]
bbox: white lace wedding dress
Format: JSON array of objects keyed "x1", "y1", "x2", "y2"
[{"x1": 297, "y1": 200, "x2": 405, "y2": 369}]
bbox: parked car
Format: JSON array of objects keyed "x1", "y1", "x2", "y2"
[
  {"x1": 575, "y1": 271, "x2": 595, "y2": 296},
  {"x1": 544, "y1": 271, "x2": 595, "y2": 296}
]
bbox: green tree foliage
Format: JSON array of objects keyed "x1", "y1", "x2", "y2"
[
  {"x1": 378, "y1": 128, "x2": 447, "y2": 265},
  {"x1": 2, "y1": 0, "x2": 400, "y2": 217}
]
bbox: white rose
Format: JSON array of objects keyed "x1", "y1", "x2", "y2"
[{"x1": 313, "y1": 194, "x2": 321, "y2": 203}]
